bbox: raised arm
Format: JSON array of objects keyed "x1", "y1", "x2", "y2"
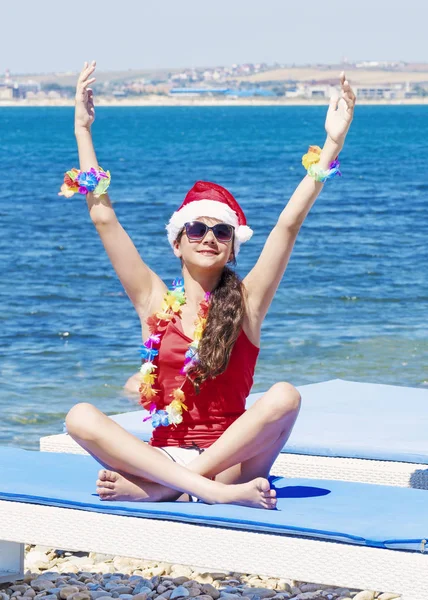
[
  {"x1": 71, "y1": 61, "x2": 167, "y2": 317},
  {"x1": 244, "y1": 73, "x2": 356, "y2": 325}
]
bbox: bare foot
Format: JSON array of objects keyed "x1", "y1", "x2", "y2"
[
  {"x1": 96, "y1": 469, "x2": 190, "y2": 503},
  {"x1": 215, "y1": 477, "x2": 277, "y2": 510}
]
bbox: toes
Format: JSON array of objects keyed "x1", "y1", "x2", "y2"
[
  {"x1": 263, "y1": 496, "x2": 277, "y2": 510},
  {"x1": 98, "y1": 469, "x2": 118, "y2": 483},
  {"x1": 257, "y1": 477, "x2": 271, "y2": 493},
  {"x1": 96, "y1": 479, "x2": 115, "y2": 489},
  {"x1": 97, "y1": 487, "x2": 115, "y2": 500}
]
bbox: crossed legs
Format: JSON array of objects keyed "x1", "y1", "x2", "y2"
[{"x1": 65, "y1": 381, "x2": 301, "y2": 509}]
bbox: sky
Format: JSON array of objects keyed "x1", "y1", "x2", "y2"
[{"x1": 2, "y1": 0, "x2": 428, "y2": 74}]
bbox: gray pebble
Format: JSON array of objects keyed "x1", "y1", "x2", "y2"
[
  {"x1": 246, "y1": 591, "x2": 275, "y2": 600},
  {"x1": 119, "y1": 596, "x2": 133, "y2": 600},
  {"x1": 67, "y1": 593, "x2": 91, "y2": 600},
  {"x1": 132, "y1": 594, "x2": 150, "y2": 600},
  {"x1": 170, "y1": 587, "x2": 190, "y2": 600},
  {"x1": 182, "y1": 584, "x2": 198, "y2": 591},
  {"x1": 40, "y1": 577, "x2": 61, "y2": 584},
  {"x1": 90, "y1": 594, "x2": 111, "y2": 600},
  {"x1": 60, "y1": 589, "x2": 80, "y2": 600},
  {"x1": 172, "y1": 579, "x2": 190, "y2": 587},
  {"x1": 299, "y1": 586, "x2": 323, "y2": 594},
  {"x1": 156, "y1": 588, "x2": 168, "y2": 595},
  {"x1": 199, "y1": 587, "x2": 218, "y2": 600},
  {"x1": 133, "y1": 586, "x2": 153, "y2": 595},
  {"x1": 32, "y1": 582, "x2": 56, "y2": 593}
]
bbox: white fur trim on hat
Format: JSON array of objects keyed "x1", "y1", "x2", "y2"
[
  {"x1": 167, "y1": 199, "x2": 254, "y2": 255},
  {"x1": 236, "y1": 224, "x2": 253, "y2": 243}
]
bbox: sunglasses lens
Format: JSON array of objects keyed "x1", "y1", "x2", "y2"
[
  {"x1": 186, "y1": 221, "x2": 208, "y2": 240},
  {"x1": 213, "y1": 224, "x2": 233, "y2": 241}
]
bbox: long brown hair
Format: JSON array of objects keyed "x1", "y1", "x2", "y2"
[{"x1": 191, "y1": 266, "x2": 246, "y2": 390}]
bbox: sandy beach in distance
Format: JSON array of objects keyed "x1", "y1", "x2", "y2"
[{"x1": 1, "y1": 96, "x2": 428, "y2": 107}]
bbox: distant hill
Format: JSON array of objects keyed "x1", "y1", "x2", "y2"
[
  {"x1": 10, "y1": 64, "x2": 428, "y2": 87},
  {"x1": 11, "y1": 67, "x2": 182, "y2": 86},
  {"x1": 234, "y1": 66, "x2": 428, "y2": 85}
]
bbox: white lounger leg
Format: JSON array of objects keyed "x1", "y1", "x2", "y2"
[{"x1": 0, "y1": 540, "x2": 24, "y2": 583}]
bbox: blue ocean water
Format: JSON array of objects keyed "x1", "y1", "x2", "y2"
[{"x1": 0, "y1": 106, "x2": 427, "y2": 449}]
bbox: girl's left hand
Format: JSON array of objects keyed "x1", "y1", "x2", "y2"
[{"x1": 325, "y1": 72, "x2": 356, "y2": 146}]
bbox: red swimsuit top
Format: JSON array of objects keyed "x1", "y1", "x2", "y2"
[{"x1": 149, "y1": 316, "x2": 259, "y2": 449}]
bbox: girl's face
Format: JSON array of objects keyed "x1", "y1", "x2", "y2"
[{"x1": 173, "y1": 216, "x2": 235, "y2": 270}]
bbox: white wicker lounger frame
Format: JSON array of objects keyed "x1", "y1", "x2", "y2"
[
  {"x1": 0, "y1": 500, "x2": 427, "y2": 600},
  {"x1": 40, "y1": 433, "x2": 428, "y2": 489}
]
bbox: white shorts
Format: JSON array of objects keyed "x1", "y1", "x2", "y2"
[{"x1": 155, "y1": 446, "x2": 205, "y2": 502}]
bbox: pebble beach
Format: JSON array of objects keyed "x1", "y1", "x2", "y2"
[{"x1": 0, "y1": 547, "x2": 399, "y2": 600}]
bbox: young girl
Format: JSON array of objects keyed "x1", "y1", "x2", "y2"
[{"x1": 64, "y1": 61, "x2": 355, "y2": 509}]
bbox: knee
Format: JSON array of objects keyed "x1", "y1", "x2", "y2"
[
  {"x1": 261, "y1": 382, "x2": 301, "y2": 422},
  {"x1": 65, "y1": 402, "x2": 102, "y2": 441}
]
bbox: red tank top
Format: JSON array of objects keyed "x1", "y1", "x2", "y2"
[{"x1": 149, "y1": 316, "x2": 259, "y2": 448}]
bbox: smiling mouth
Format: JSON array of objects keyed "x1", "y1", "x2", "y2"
[{"x1": 198, "y1": 250, "x2": 218, "y2": 255}]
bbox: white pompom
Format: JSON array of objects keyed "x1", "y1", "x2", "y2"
[{"x1": 236, "y1": 225, "x2": 253, "y2": 243}]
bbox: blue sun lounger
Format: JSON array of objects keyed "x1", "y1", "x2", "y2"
[
  {"x1": 40, "y1": 379, "x2": 428, "y2": 489},
  {"x1": 1, "y1": 447, "x2": 428, "y2": 599}
]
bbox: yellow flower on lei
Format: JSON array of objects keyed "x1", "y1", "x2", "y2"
[
  {"x1": 140, "y1": 372, "x2": 157, "y2": 386},
  {"x1": 193, "y1": 320, "x2": 206, "y2": 341},
  {"x1": 139, "y1": 384, "x2": 158, "y2": 400},
  {"x1": 155, "y1": 311, "x2": 174, "y2": 321},
  {"x1": 162, "y1": 293, "x2": 184, "y2": 314},
  {"x1": 170, "y1": 397, "x2": 188, "y2": 412},
  {"x1": 302, "y1": 145, "x2": 322, "y2": 170}
]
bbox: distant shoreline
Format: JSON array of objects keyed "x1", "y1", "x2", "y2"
[{"x1": 1, "y1": 96, "x2": 428, "y2": 108}]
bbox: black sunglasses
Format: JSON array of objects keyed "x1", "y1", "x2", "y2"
[{"x1": 184, "y1": 221, "x2": 234, "y2": 243}]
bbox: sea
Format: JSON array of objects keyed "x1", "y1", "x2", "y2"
[{"x1": 0, "y1": 105, "x2": 427, "y2": 449}]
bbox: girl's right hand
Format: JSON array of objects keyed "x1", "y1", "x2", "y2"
[{"x1": 75, "y1": 61, "x2": 96, "y2": 132}]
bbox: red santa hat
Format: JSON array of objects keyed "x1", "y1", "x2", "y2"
[{"x1": 166, "y1": 181, "x2": 253, "y2": 256}]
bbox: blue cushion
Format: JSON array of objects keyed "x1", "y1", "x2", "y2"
[
  {"x1": 1, "y1": 448, "x2": 428, "y2": 552},
  {"x1": 111, "y1": 379, "x2": 428, "y2": 464}
]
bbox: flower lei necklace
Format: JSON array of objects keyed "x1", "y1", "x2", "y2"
[{"x1": 139, "y1": 278, "x2": 210, "y2": 429}]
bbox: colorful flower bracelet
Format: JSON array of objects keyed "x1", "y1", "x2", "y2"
[
  {"x1": 59, "y1": 167, "x2": 111, "y2": 198},
  {"x1": 302, "y1": 145, "x2": 341, "y2": 183}
]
